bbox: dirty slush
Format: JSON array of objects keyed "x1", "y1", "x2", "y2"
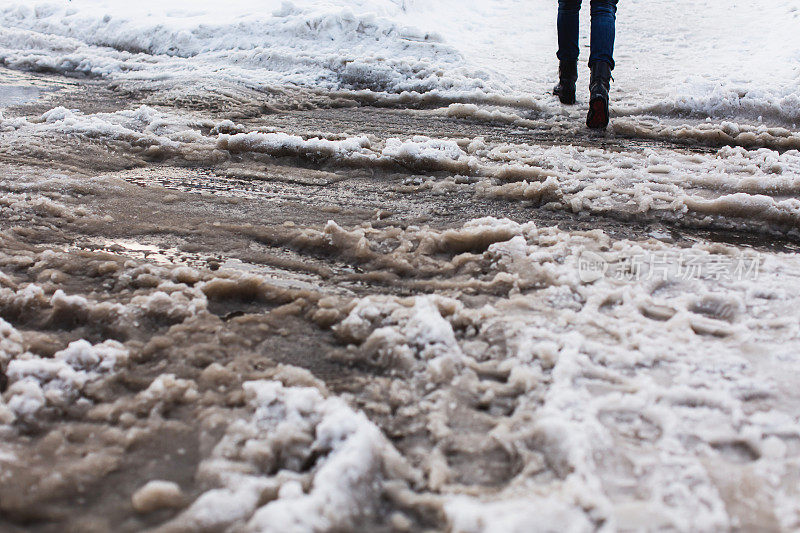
[{"x1": 2, "y1": 1, "x2": 800, "y2": 532}]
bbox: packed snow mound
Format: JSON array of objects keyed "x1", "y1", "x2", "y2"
[
  {"x1": 2, "y1": 1, "x2": 428, "y2": 59},
  {"x1": 0, "y1": 0, "x2": 499, "y2": 97}
]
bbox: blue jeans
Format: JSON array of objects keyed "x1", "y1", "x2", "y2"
[{"x1": 557, "y1": 0, "x2": 618, "y2": 69}]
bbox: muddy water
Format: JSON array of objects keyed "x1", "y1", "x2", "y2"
[{"x1": 2, "y1": 67, "x2": 800, "y2": 532}]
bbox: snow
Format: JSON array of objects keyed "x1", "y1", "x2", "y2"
[
  {"x1": 325, "y1": 217, "x2": 800, "y2": 531},
  {"x1": 337, "y1": 295, "x2": 467, "y2": 382},
  {"x1": 0, "y1": 0, "x2": 490, "y2": 98},
  {"x1": 445, "y1": 495, "x2": 594, "y2": 533},
  {"x1": 131, "y1": 480, "x2": 184, "y2": 513},
  {"x1": 3, "y1": 337, "x2": 128, "y2": 421},
  {"x1": 162, "y1": 380, "x2": 413, "y2": 532},
  {"x1": 2, "y1": 187, "x2": 800, "y2": 528},
  {"x1": 6, "y1": 103, "x2": 799, "y2": 238},
  {"x1": 2, "y1": 1, "x2": 800, "y2": 530},
  {"x1": 2, "y1": 0, "x2": 799, "y2": 124},
  {"x1": 0, "y1": 316, "x2": 24, "y2": 365}
]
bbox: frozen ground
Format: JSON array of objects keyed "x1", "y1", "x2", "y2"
[{"x1": 1, "y1": 1, "x2": 800, "y2": 532}]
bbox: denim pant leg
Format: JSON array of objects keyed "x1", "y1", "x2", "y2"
[
  {"x1": 589, "y1": 0, "x2": 618, "y2": 69},
  {"x1": 556, "y1": 0, "x2": 581, "y2": 62}
]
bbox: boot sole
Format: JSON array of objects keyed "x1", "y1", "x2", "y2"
[{"x1": 586, "y1": 97, "x2": 609, "y2": 129}]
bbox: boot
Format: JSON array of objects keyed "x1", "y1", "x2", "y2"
[
  {"x1": 552, "y1": 60, "x2": 577, "y2": 105},
  {"x1": 586, "y1": 61, "x2": 612, "y2": 129}
]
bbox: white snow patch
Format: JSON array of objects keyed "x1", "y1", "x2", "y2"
[
  {"x1": 4, "y1": 339, "x2": 128, "y2": 421},
  {"x1": 164, "y1": 380, "x2": 413, "y2": 532}
]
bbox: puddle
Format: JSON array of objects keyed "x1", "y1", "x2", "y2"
[
  {"x1": 66, "y1": 237, "x2": 349, "y2": 295},
  {"x1": 0, "y1": 84, "x2": 41, "y2": 108}
]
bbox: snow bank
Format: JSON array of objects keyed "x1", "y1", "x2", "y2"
[{"x1": 0, "y1": 0, "x2": 497, "y2": 98}]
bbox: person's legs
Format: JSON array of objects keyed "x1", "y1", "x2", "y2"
[
  {"x1": 554, "y1": 0, "x2": 581, "y2": 105},
  {"x1": 588, "y1": 0, "x2": 617, "y2": 69},
  {"x1": 556, "y1": 0, "x2": 582, "y2": 63}
]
